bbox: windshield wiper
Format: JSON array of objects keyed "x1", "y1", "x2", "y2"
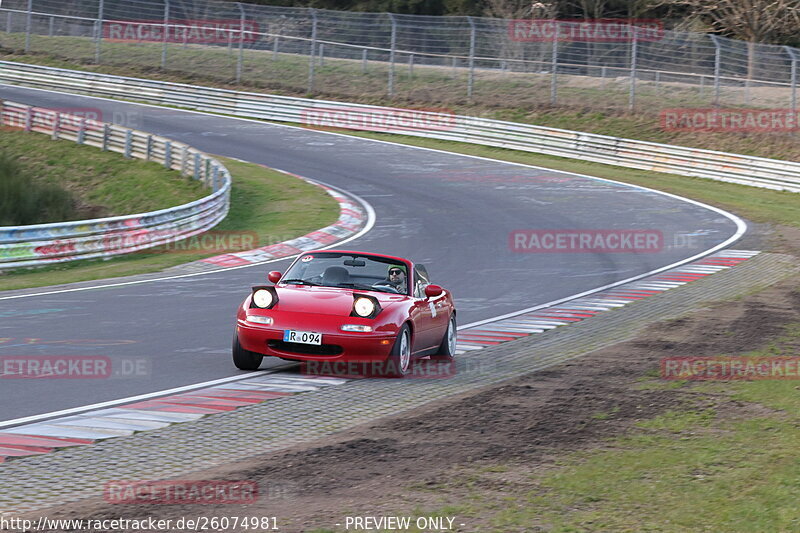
[{"x1": 282, "y1": 279, "x2": 321, "y2": 286}]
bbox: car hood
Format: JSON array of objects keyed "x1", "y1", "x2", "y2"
[{"x1": 271, "y1": 285, "x2": 408, "y2": 316}]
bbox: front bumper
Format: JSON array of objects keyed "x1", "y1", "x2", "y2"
[{"x1": 236, "y1": 311, "x2": 397, "y2": 362}]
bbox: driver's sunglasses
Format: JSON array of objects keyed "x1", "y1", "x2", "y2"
[{"x1": 389, "y1": 269, "x2": 403, "y2": 275}]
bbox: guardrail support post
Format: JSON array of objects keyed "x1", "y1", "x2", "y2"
[
  {"x1": 307, "y1": 9, "x2": 317, "y2": 93},
  {"x1": 124, "y1": 130, "x2": 133, "y2": 159},
  {"x1": 161, "y1": 0, "x2": 169, "y2": 69},
  {"x1": 193, "y1": 152, "x2": 201, "y2": 180},
  {"x1": 145, "y1": 134, "x2": 153, "y2": 161},
  {"x1": 273, "y1": 35, "x2": 279, "y2": 60},
  {"x1": 319, "y1": 43, "x2": 325, "y2": 67},
  {"x1": 77, "y1": 118, "x2": 86, "y2": 145},
  {"x1": 181, "y1": 146, "x2": 189, "y2": 176},
  {"x1": 467, "y1": 16, "x2": 476, "y2": 100},
  {"x1": 710, "y1": 35, "x2": 721, "y2": 107},
  {"x1": 24, "y1": 0, "x2": 32, "y2": 52},
  {"x1": 102, "y1": 124, "x2": 109, "y2": 150},
  {"x1": 785, "y1": 46, "x2": 798, "y2": 111},
  {"x1": 361, "y1": 48, "x2": 367, "y2": 73},
  {"x1": 629, "y1": 25, "x2": 638, "y2": 111},
  {"x1": 164, "y1": 141, "x2": 172, "y2": 169},
  {"x1": 6, "y1": 12, "x2": 12, "y2": 34},
  {"x1": 212, "y1": 165, "x2": 219, "y2": 192},
  {"x1": 94, "y1": 0, "x2": 104, "y2": 64},
  {"x1": 51, "y1": 112, "x2": 60, "y2": 140},
  {"x1": 236, "y1": 2, "x2": 245, "y2": 83},
  {"x1": 48, "y1": 16, "x2": 54, "y2": 37},
  {"x1": 205, "y1": 158, "x2": 211, "y2": 186},
  {"x1": 550, "y1": 22, "x2": 559, "y2": 105},
  {"x1": 408, "y1": 54, "x2": 414, "y2": 77},
  {"x1": 24, "y1": 106, "x2": 32, "y2": 132},
  {"x1": 388, "y1": 12, "x2": 396, "y2": 98}
]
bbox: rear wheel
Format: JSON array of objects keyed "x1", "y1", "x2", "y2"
[
  {"x1": 430, "y1": 314, "x2": 456, "y2": 361},
  {"x1": 232, "y1": 331, "x2": 263, "y2": 371},
  {"x1": 385, "y1": 324, "x2": 412, "y2": 377}
]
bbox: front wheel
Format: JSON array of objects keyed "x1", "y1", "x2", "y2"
[
  {"x1": 232, "y1": 331, "x2": 263, "y2": 370},
  {"x1": 430, "y1": 314, "x2": 456, "y2": 361},
  {"x1": 385, "y1": 324, "x2": 412, "y2": 377}
]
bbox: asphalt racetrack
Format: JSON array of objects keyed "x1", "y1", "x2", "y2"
[{"x1": 0, "y1": 85, "x2": 745, "y2": 423}]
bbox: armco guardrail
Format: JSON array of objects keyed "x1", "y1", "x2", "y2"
[
  {"x1": 0, "y1": 98, "x2": 231, "y2": 269},
  {"x1": 0, "y1": 61, "x2": 798, "y2": 194}
]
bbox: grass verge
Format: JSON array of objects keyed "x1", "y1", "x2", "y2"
[
  {"x1": 0, "y1": 128, "x2": 207, "y2": 221},
  {"x1": 414, "y1": 320, "x2": 800, "y2": 532},
  {"x1": 0, "y1": 157, "x2": 339, "y2": 291}
]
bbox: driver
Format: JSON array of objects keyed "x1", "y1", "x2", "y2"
[{"x1": 386, "y1": 265, "x2": 408, "y2": 293}]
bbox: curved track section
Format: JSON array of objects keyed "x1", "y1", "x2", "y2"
[{"x1": 0, "y1": 85, "x2": 746, "y2": 423}]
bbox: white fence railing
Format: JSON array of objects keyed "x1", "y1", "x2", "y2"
[
  {"x1": 2, "y1": 61, "x2": 798, "y2": 195},
  {"x1": 0, "y1": 97, "x2": 231, "y2": 270}
]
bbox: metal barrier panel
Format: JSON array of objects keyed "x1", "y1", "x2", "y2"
[{"x1": 0, "y1": 98, "x2": 231, "y2": 269}]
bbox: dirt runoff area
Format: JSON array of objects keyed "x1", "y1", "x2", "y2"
[{"x1": 23, "y1": 252, "x2": 799, "y2": 533}]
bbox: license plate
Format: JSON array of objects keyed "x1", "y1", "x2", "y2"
[{"x1": 283, "y1": 330, "x2": 322, "y2": 345}]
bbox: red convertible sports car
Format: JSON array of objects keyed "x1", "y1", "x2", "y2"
[{"x1": 233, "y1": 250, "x2": 457, "y2": 376}]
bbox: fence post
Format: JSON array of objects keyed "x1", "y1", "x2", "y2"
[
  {"x1": 362, "y1": 48, "x2": 367, "y2": 73},
  {"x1": 629, "y1": 24, "x2": 638, "y2": 111},
  {"x1": 6, "y1": 12, "x2": 12, "y2": 35},
  {"x1": 236, "y1": 2, "x2": 245, "y2": 83},
  {"x1": 24, "y1": 0, "x2": 32, "y2": 52},
  {"x1": 388, "y1": 12, "x2": 396, "y2": 97},
  {"x1": 784, "y1": 46, "x2": 797, "y2": 111},
  {"x1": 308, "y1": 9, "x2": 317, "y2": 93},
  {"x1": 550, "y1": 21, "x2": 559, "y2": 105},
  {"x1": 181, "y1": 146, "x2": 189, "y2": 176},
  {"x1": 102, "y1": 124, "x2": 109, "y2": 150},
  {"x1": 94, "y1": 0, "x2": 105, "y2": 63},
  {"x1": 273, "y1": 35, "x2": 279, "y2": 60},
  {"x1": 319, "y1": 43, "x2": 324, "y2": 66},
  {"x1": 710, "y1": 35, "x2": 721, "y2": 107},
  {"x1": 94, "y1": 0, "x2": 104, "y2": 63},
  {"x1": 161, "y1": 0, "x2": 169, "y2": 69},
  {"x1": 164, "y1": 141, "x2": 172, "y2": 169},
  {"x1": 48, "y1": 16, "x2": 54, "y2": 37},
  {"x1": 408, "y1": 53, "x2": 414, "y2": 77},
  {"x1": 51, "y1": 112, "x2": 60, "y2": 140},
  {"x1": 467, "y1": 16, "x2": 476, "y2": 100},
  {"x1": 124, "y1": 130, "x2": 133, "y2": 158},
  {"x1": 77, "y1": 118, "x2": 86, "y2": 145}
]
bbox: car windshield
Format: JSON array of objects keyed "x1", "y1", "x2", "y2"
[{"x1": 281, "y1": 253, "x2": 410, "y2": 295}]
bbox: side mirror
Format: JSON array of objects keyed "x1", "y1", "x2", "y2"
[
  {"x1": 268, "y1": 271, "x2": 282, "y2": 284},
  {"x1": 424, "y1": 284, "x2": 443, "y2": 298}
]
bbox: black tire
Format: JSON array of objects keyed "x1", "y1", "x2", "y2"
[
  {"x1": 232, "y1": 331, "x2": 263, "y2": 371},
  {"x1": 430, "y1": 314, "x2": 456, "y2": 361},
  {"x1": 384, "y1": 324, "x2": 412, "y2": 377}
]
